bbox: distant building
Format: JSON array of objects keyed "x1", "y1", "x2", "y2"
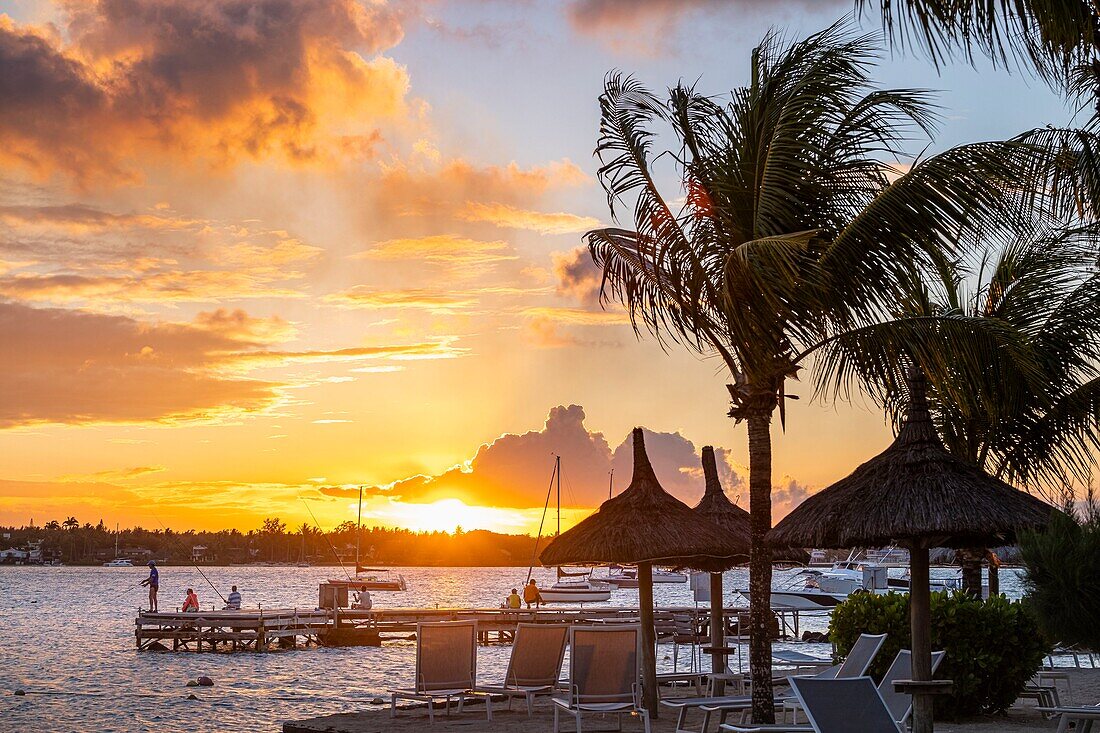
[
  {"x1": 192, "y1": 545, "x2": 212, "y2": 562},
  {"x1": 0, "y1": 548, "x2": 29, "y2": 563}
]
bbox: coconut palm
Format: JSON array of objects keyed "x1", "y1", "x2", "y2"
[
  {"x1": 860, "y1": 0, "x2": 1097, "y2": 92},
  {"x1": 585, "y1": 22, "x2": 1094, "y2": 722},
  {"x1": 844, "y1": 225, "x2": 1100, "y2": 593}
]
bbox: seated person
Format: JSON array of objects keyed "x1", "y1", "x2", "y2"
[
  {"x1": 506, "y1": 588, "x2": 522, "y2": 609},
  {"x1": 354, "y1": 586, "x2": 372, "y2": 610},
  {"x1": 182, "y1": 588, "x2": 200, "y2": 612},
  {"x1": 224, "y1": 585, "x2": 242, "y2": 610}
]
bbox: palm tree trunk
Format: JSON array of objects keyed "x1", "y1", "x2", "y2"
[{"x1": 747, "y1": 414, "x2": 775, "y2": 724}]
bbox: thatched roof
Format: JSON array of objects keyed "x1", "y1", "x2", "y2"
[
  {"x1": 539, "y1": 429, "x2": 749, "y2": 572},
  {"x1": 693, "y1": 446, "x2": 752, "y2": 536},
  {"x1": 768, "y1": 378, "x2": 1056, "y2": 550}
]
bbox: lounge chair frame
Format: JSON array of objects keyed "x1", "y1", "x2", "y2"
[
  {"x1": 552, "y1": 624, "x2": 652, "y2": 733},
  {"x1": 475, "y1": 622, "x2": 569, "y2": 715},
  {"x1": 390, "y1": 620, "x2": 491, "y2": 724}
]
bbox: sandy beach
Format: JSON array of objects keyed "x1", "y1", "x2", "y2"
[{"x1": 282, "y1": 668, "x2": 1100, "y2": 732}]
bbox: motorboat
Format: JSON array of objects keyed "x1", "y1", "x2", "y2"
[
  {"x1": 738, "y1": 552, "x2": 963, "y2": 610},
  {"x1": 605, "y1": 564, "x2": 687, "y2": 588},
  {"x1": 326, "y1": 567, "x2": 407, "y2": 592}
]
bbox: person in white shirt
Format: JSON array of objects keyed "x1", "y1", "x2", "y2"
[{"x1": 354, "y1": 586, "x2": 372, "y2": 610}]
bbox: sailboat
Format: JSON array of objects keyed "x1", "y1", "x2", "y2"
[
  {"x1": 103, "y1": 523, "x2": 134, "y2": 567},
  {"x1": 326, "y1": 488, "x2": 407, "y2": 592},
  {"x1": 535, "y1": 456, "x2": 612, "y2": 604}
]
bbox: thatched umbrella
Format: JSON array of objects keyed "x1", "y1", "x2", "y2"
[
  {"x1": 540, "y1": 428, "x2": 748, "y2": 717},
  {"x1": 768, "y1": 377, "x2": 1055, "y2": 733},
  {"x1": 692, "y1": 446, "x2": 752, "y2": 683}
]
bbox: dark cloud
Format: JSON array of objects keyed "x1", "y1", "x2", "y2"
[
  {"x1": 330, "y1": 404, "x2": 745, "y2": 509},
  {"x1": 772, "y1": 476, "x2": 815, "y2": 520},
  {"x1": 552, "y1": 245, "x2": 603, "y2": 308},
  {"x1": 0, "y1": 0, "x2": 408, "y2": 182}
]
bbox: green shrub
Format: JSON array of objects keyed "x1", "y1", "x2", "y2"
[
  {"x1": 829, "y1": 590, "x2": 1047, "y2": 718},
  {"x1": 1019, "y1": 501, "x2": 1100, "y2": 652}
]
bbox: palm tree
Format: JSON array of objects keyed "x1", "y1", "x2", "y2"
[
  {"x1": 585, "y1": 22, "x2": 1093, "y2": 721},
  {"x1": 851, "y1": 224, "x2": 1100, "y2": 592},
  {"x1": 860, "y1": 1, "x2": 1098, "y2": 96},
  {"x1": 62, "y1": 517, "x2": 78, "y2": 531}
]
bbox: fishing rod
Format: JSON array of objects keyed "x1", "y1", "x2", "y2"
[
  {"x1": 525, "y1": 455, "x2": 558, "y2": 585},
  {"x1": 150, "y1": 513, "x2": 227, "y2": 604},
  {"x1": 297, "y1": 493, "x2": 353, "y2": 581}
]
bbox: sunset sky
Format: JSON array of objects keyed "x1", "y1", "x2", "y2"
[{"x1": 0, "y1": 0, "x2": 1078, "y2": 534}]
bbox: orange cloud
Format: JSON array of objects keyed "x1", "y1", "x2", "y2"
[
  {"x1": 521, "y1": 306, "x2": 630, "y2": 325},
  {"x1": 0, "y1": 0, "x2": 411, "y2": 183},
  {"x1": 352, "y1": 234, "x2": 516, "y2": 275},
  {"x1": 322, "y1": 287, "x2": 477, "y2": 313},
  {"x1": 457, "y1": 202, "x2": 600, "y2": 235},
  {"x1": 0, "y1": 301, "x2": 465, "y2": 428},
  {"x1": 370, "y1": 158, "x2": 589, "y2": 222},
  {"x1": 327, "y1": 404, "x2": 745, "y2": 509}
]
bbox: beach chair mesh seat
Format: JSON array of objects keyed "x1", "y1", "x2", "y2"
[
  {"x1": 722, "y1": 676, "x2": 903, "y2": 733},
  {"x1": 475, "y1": 623, "x2": 568, "y2": 715},
  {"x1": 390, "y1": 621, "x2": 491, "y2": 724},
  {"x1": 553, "y1": 625, "x2": 651, "y2": 733}
]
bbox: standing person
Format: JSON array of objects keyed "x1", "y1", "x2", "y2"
[
  {"x1": 140, "y1": 561, "x2": 159, "y2": 612},
  {"x1": 523, "y1": 579, "x2": 541, "y2": 609},
  {"x1": 224, "y1": 585, "x2": 242, "y2": 610},
  {"x1": 182, "y1": 588, "x2": 199, "y2": 612}
]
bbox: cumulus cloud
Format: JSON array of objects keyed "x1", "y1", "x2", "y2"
[
  {"x1": 324, "y1": 404, "x2": 744, "y2": 510},
  {"x1": 0, "y1": 0, "x2": 412, "y2": 182},
  {"x1": 552, "y1": 245, "x2": 603, "y2": 307},
  {"x1": 0, "y1": 301, "x2": 464, "y2": 428},
  {"x1": 772, "y1": 476, "x2": 815, "y2": 520},
  {"x1": 458, "y1": 202, "x2": 600, "y2": 235}
]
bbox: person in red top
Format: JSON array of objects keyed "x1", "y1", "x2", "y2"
[{"x1": 182, "y1": 588, "x2": 199, "y2": 612}]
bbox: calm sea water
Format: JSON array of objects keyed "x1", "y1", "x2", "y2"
[{"x1": 0, "y1": 565, "x2": 1025, "y2": 733}]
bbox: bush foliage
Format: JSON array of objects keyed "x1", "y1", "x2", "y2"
[
  {"x1": 1019, "y1": 500, "x2": 1100, "y2": 652},
  {"x1": 829, "y1": 590, "x2": 1046, "y2": 718}
]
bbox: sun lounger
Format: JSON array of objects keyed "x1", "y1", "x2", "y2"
[
  {"x1": 664, "y1": 693, "x2": 793, "y2": 733},
  {"x1": 1037, "y1": 705, "x2": 1100, "y2": 733},
  {"x1": 390, "y1": 620, "x2": 490, "y2": 724},
  {"x1": 552, "y1": 624, "x2": 651, "y2": 733},
  {"x1": 721, "y1": 676, "x2": 904, "y2": 733},
  {"x1": 474, "y1": 623, "x2": 568, "y2": 715}
]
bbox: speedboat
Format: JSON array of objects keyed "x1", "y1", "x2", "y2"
[
  {"x1": 739, "y1": 552, "x2": 963, "y2": 610},
  {"x1": 605, "y1": 565, "x2": 688, "y2": 588},
  {"x1": 327, "y1": 568, "x2": 407, "y2": 591},
  {"x1": 103, "y1": 558, "x2": 134, "y2": 567},
  {"x1": 540, "y1": 577, "x2": 613, "y2": 603}
]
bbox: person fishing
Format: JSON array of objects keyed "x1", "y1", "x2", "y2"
[
  {"x1": 354, "y1": 585, "x2": 372, "y2": 610},
  {"x1": 139, "y1": 561, "x2": 159, "y2": 612},
  {"x1": 506, "y1": 588, "x2": 522, "y2": 609},
  {"x1": 182, "y1": 588, "x2": 199, "y2": 612},
  {"x1": 224, "y1": 585, "x2": 242, "y2": 610}
]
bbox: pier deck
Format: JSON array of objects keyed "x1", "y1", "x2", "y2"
[{"x1": 136, "y1": 604, "x2": 816, "y2": 652}]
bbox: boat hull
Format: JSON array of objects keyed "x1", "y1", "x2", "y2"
[
  {"x1": 539, "y1": 584, "x2": 612, "y2": 603},
  {"x1": 326, "y1": 576, "x2": 407, "y2": 592}
]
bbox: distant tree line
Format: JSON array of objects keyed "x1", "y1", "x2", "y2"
[{"x1": 0, "y1": 518, "x2": 544, "y2": 567}]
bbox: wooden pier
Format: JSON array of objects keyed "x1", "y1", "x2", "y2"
[{"x1": 136, "y1": 605, "x2": 820, "y2": 652}]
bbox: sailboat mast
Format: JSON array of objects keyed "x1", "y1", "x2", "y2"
[
  {"x1": 115, "y1": 522, "x2": 119, "y2": 557},
  {"x1": 356, "y1": 487, "x2": 363, "y2": 571},
  {"x1": 608, "y1": 469, "x2": 614, "y2": 500},
  {"x1": 556, "y1": 455, "x2": 561, "y2": 536}
]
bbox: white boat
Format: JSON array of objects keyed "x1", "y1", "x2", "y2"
[
  {"x1": 323, "y1": 488, "x2": 407, "y2": 594},
  {"x1": 605, "y1": 565, "x2": 687, "y2": 588},
  {"x1": 739, "y1": 552, "x2": 963, "y2": 610},
  {"x1": 528, "y1": 456, "x2": 612, "y2": 604},
  {"x1": 103, "y1": 524, "x2": 134, "y2": 567}
]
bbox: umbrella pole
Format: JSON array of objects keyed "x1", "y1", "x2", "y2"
[
  {"x1": 910, "y1": 542, "x2": 934, "y2": 733},
  {"x1": 710, "y1": 572, "x2": 725, "y2": 692},
  {"x1": 638, "y1": 561, "x2": 659, "y2": 718}
]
